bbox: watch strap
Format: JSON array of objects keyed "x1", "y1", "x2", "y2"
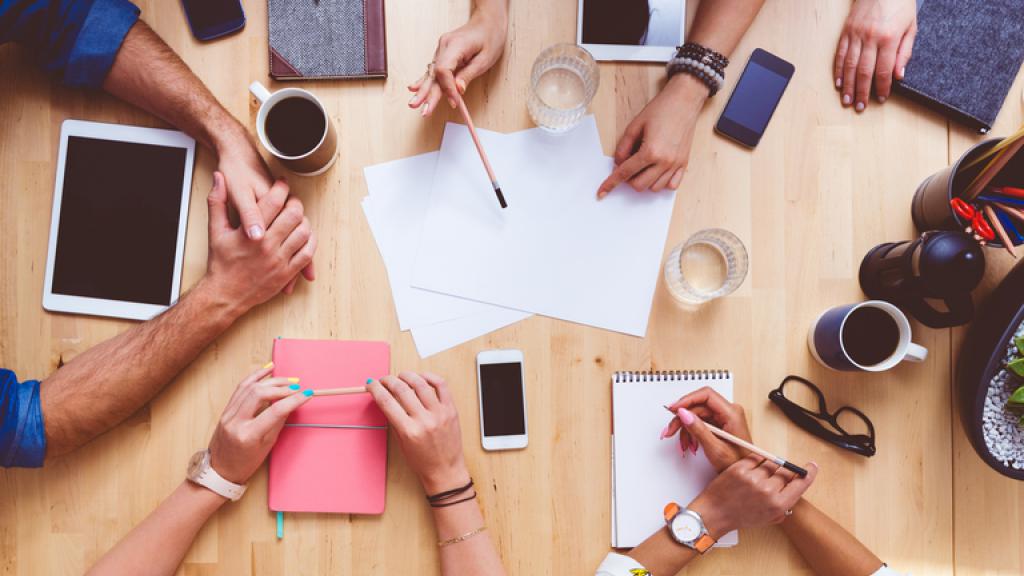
[
  {"x1": 188, "y1": 450, "x2": 247, "y2": 501},
  {"x1": 692, "y1": 533, "x2": 716, "y2": 554}
]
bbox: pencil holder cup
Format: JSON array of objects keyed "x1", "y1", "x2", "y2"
[{"x1": 911, "y1": 138, "x2": 1024, "y2": 250}]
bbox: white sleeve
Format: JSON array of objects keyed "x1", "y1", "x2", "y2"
[
  {"x1": 596, "y1": 552, "x2": 649, "y2": 576},
  {"x1": 872, "y1": 565, "x2": 910, "y2": 576}
]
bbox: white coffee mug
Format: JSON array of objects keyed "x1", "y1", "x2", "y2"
[
  {"x1": 249, "y1": 81, "x2": 337, "y2": 176},
  {"x1": 808, "y1": 300, "x2": 928, "y2": 372}
]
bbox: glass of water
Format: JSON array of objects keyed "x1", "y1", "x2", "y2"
[
  {"x1": 664, "y1": 228, "x2": 749, "y2": 307},
  {"x1": 528, "y1": 43, "x2": 599, "y2": 132}
]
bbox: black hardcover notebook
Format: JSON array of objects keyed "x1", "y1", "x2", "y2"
[{"x1": 895, "y1": 0, "x2": 1024, "y2": 133}]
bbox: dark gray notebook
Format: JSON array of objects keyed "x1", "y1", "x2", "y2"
[
  {"x1": 895, "y1": 0, "x2": 1024, "y2": 133},
  {"x1": 268, "y1": 0, "x2": 387, "y2": 80}
]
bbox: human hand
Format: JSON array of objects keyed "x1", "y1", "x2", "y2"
[
  {"x1": 688, "y1": 455, "x2": 818, "y2": 539},
  {"x1": 661, "y1": 387, "x2": 752, "y2": 471},
  {"x1": 207, "y1": 365, "x2": 312, "y2": 484},
  {"x1": 835, "y1": 0, "x2": 917, "y2": 112},
  {"x1": 408, "y1": 6, "x2": 508, "y2": 117},
  {"x1": 216, "y1": 138, "x2": 274, "y2": 241},
  {"x1": 597, "y1": 74, "x2": 707, "y2": 198},
  {"x1": 200, "y1": 171, "x2": 317, "y2": 316},
  {"x1": 367, "y1": 372, "x2": 469, "y2": 494}
]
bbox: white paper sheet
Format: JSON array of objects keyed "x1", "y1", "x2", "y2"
[
  {"x1": 611, "y1": 374, "x2": 738, "y2": 548},
  {"x1": 410, "y1": 307, "x2": 531, "y2": 358},
  {"x1": 412, "y1": 120, "x2": 677, "y2": 337}
]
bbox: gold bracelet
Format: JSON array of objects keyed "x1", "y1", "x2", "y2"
[{"x1": 437, "y1": 526, "x2": 487, "y2": 548}]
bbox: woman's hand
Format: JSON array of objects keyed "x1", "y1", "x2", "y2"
[
  {"x1": 661, "y1": 386, "x2": 752, "y2": 471},
  {"x1": 688, "y1": 455, "x2": 818, "y2": 539},
  {"x1": 597, "y1": 74, "x2": 708, "y2": 198},
  {"x1": 368, "y1": 372, "x2": 470, "y2": 494},
  {"x1": 835, "y1": 0, "x2": 917, "y2": 112},
  {"x1": 207, "y1": 365, "x2": 312, "y2": 484},
  {"x1": 409, "y1": 5, "x2": 509, "y2": 117}
]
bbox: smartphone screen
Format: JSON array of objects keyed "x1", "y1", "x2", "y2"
[
  {"x1": 716, "y1": 49, "x2": 794, "y2": 147},
  {"x1": 182, "y1": 0, "x2": 244, "y2": 39},
  {"x1": 479, "y1": 363, "x2": 526, "y2": 437}
]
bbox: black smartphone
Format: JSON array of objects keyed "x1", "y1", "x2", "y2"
[
  {"x1": 181, "y1": 0, "x2": 246, "y2": 41},
  {"x1": 715, "y1": 48, "x2": 794, "y2": 148}
]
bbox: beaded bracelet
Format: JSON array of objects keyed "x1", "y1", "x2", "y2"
[{"x1": 667, "y1": 42, "x2": 729, "y2": 96}]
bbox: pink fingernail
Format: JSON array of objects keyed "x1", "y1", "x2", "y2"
[
  {"x1": 835, "y1": 78, "x2": 841, "y2": 88},
  {"x1": 842, "y1": 94, "x2": 851, "y2": 106},
  {"x1": 690, "y1": 443, "x2": 698, "y2": 455},
  {"x1": 660, "y1": 424, "x2": 672, "y2": 439},
  {"x1": 677, "y1": 407, "x2": 695, "y2": 426},
  {"x1": 900, "y1": 67, "x2": 906, "y2": 78},
  {"x1": 421, "y1": 103, "x2": 429, "y2": 117},
  {"x1": 855, "y1": 102, "x2": 865, "y2": 112}
]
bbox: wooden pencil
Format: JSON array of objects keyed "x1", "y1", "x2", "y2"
[
  {"x1": 994, "y1": 201, "x2": 1024, "y2": 227},
  {"x1": 311, "y1": 386, "x2": 368, "y2": 397},
  {"x1": 983, "y1": 204, "x2": 1017, "y2": 258},
  {"x1": 454, "y1": 96, "x2": 508, "y2": 209},
  {"x1": 965, "y1": 137, "x2": 1024, "y2": 201}
]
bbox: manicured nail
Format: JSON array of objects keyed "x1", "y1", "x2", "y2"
[
  {"x1": 660, "y1": 424, "x2": 672, "y2": 439},
  {"x1": 690, "y1": 442, "x2": 698, "y2": 455},
  {"x1": 262, "y1": 361, "x2": 274, "y2": 369},
  {"x1": 289, "y1": 384, "x2": 300, "y2": 390},
  {"x1": 366, "y1": 378, "x2": 374, "y2": 385},
  {"x1": 247, "y1": 225, "x2": 265, "y2": 240},
  {"x1": 287, "y1": 377, "x2": 300, "y2": 384},
  {"x1": 677, "y1": 407, "x2": 695, "y2": 426},
  {"x1": 878, "y1": 95, "x2": 886, "y2": 103},
  {"x1": 900, "y1": 67, "x2": 906, "y2": 78},
  {"x1": 448, "y1": 97, "x2": 457, "y2": 109},
  {"x1": 456, "y1": 78, "x2": 467, "y2": 94},
  {"x1": 679, "y1": 441, "x2": 687, "y2": 456},
  {"x1": 855, "y1": 101, "x2": 865, "y2": 112},
  {"x1": 842, "y1": 94, "x2": 851, "y2": 106},
  {"x1": 302, "y1": 389, "x2": 314, "y2": 397},
  {"x1": 421, "y1": 103, "x2": 429, "y2": 117},
  {"x1": 408, "y1": 96, "x2": 417, "y2": 106},
  {"x1": 835, "y1": 77, "x2": 841, "y2": 88}
]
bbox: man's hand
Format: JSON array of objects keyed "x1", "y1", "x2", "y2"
[
  {"x1": 216, "y1": 141, "x2": 274, "y2": 241},
  {"x1": 199, "y1": 172, "x2": 317, "y2": 316},
  {"x1": 408, "y1": 5, "x2": 508, "y2": 116},
  {"x1": 835, "y1": 0, "x2": 917, "y2": 112},
  {"x1": 597, "y1": 74, "x2": 707, "y2": 198}
]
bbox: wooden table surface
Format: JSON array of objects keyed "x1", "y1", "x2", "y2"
[{"x1": 2, "y1": 1, "x2": 1023, "y2": 574}]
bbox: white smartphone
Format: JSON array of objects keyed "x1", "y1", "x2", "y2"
[{"x1": 476, "y1": 349, "x2": 528, "y2": 451}]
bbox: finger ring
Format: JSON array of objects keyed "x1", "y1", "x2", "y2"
[{"x1": 784, "y1": 509, "x2": 794, "y2": 517}]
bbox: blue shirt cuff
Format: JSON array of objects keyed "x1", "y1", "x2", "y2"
[
  {"x1": 63, "y1": 0, "x2": 140, "y2": 88},
  {"x1": 0, "y1": 369, "x2": 47, "y2": 468}
]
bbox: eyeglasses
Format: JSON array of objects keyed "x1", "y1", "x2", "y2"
[{"x1": 768, "y1": 375, "x2": 877, "y2": 457}]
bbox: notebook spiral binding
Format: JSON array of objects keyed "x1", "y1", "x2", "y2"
[{"x1": 613, "y1": 370, "x2": 731, "y2": 383}]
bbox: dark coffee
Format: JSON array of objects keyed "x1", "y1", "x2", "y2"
[
  {"x1": 265, "y1": 97, "x2": 326, "y2": 157},
  {"x1": 842, "y1": 306, "x2": 900, "y2": 366}
]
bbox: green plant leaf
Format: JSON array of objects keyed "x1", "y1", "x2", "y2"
[
  {"x1": 1010, "y1": 386, "x2": 1024, "y2": 406},
  {"x1": 1016, "y1": 336, "x2": 1024, "y2": 355},
  {"x1": 1008, "y1": 358, "x2": 1024, "y2": 377}
]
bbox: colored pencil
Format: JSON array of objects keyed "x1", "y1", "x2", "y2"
[
  {"x1": 993, "y1": 202, "x2": 1024, "y2": 227},
  {"x1": 991, "y1": 186, "x2": 1024, "y2": 200},
  {"x1": 962, "y1": 124, "x2": 1024, "y2": 171},
  {"x1": 965, "y1": 137, "x2": 1024, "y2": 201},
  {"x1": 311, "y1": 386, "x2": 367, "y2": 397},
  {"x1": 978, "y1": 194, "x2": 1024, "y2": 207},
  {"x1": 454, "y1": 96, "x2": 508, "y2": 209},
  {"x1": 983, "y1": 204, "x2": 1017, "y2": 258},
  {"x1": 663, "y1": 405, "x2": 808, "y2": 477},
  {"x1": 995, "y1": 208, "x2": 1024, "y2": 244}
]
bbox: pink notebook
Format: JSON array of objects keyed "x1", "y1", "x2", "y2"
[{"x1": 268, "y1": 339, "x2": 390, "y2": 514}]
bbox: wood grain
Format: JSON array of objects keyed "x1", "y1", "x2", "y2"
[{"x1": 0, "y1": 0, "x2": 1020, "y2": 574}]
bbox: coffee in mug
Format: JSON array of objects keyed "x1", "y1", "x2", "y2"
[
  {"x1": 808, "y1": 300, "x2": 928, "y2": 372},
  {"x1": 249, "y1": 81, "x2": 337, "y2": 176}
]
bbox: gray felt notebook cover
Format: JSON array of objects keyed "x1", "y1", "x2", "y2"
[
  {"x1": 269, "y1": 0, "x2": 387, "y2": 80},
  {"x1": 895, "y1": 0, "x2": 1024, "y2": 133}
]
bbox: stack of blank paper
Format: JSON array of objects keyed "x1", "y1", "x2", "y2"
[{"x1": 362, "y1": 116, "x2": 677, "y2": 357}]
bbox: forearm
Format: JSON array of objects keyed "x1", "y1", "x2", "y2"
[
  {"x1": 102, "y1": 21, "x2": 247, "y2": 155},
  {"x1": 87, "y1": 481, "x2": 227, "y2": 576},
  {"x1": 41, "y1": 279, "x2": 244, "y2": 458},
  {"x1": 473, "y1": 0, "x2": 508, "y2": 20},
  {"x1": 431, "y1": 500, "x2": 507, "y2": 576},
  {"x1": 688, "y1": 0, "x2": 766, "y2": 57},
  {"x1": 625, "y1": 527, "x2": 699, "y2": 574},
  {"x1": 779, "y1": 499, "x2": 884, "y2": 576}
]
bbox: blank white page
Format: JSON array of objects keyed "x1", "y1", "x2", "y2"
[
  {"x1": 611, "y1": 372, "x2": 737, "y2": 548},
  {"x1": 412, "y1": 119, "x2": 676, "y2": 337}
]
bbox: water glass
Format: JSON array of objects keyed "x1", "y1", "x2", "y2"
[
  {"x1": 528, "y1": 43, "x2": 599, "y2": 132},
  {"x1": 664, "y1": 229, "x2": 749, "y2": 306}
]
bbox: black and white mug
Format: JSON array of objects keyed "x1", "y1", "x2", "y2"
[{"x1": 808, "y1": 300, "x2": 928, "y2": 372}]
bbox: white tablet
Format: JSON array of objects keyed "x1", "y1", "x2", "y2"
[
  {"x1": 577, "y1": 0, "x2": 685, "y2": 62},
  {"x1": 43, "y1": 120, "x2": 196, "y2": 321}
]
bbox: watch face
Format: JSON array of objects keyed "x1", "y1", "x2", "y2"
[
  {"x1": 671, "y1": 513, "x2": 702, "y2": 543},
  {"x1": 187, "y1": 450, "x2": 205, "y2": 478}
]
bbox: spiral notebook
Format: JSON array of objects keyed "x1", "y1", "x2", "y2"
[{"x1": 611, "y1": 370, "x2": 738, "y2": 548}]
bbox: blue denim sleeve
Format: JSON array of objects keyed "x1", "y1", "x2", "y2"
[
  {"x1": 0, "y1": 369, "x2": 47, "y2": 468},
  {"x1": 0, "y1": 0, "x2": 140, "y2": 88}
]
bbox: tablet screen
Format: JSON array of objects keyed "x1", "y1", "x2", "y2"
[{"x1": 51, "y1": 136, "x2": 188, "y2": 306}]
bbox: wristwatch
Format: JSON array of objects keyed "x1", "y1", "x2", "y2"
[
  {"x1": 186, "y1": 449, "x2": 247, "y2": 501},
  {"x1": 663, "y1": 502, "x2": 716, "y2": 554}
]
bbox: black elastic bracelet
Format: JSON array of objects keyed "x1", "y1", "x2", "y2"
[
  {"x1": 426, "y1": 478, "x2": 474, "y2": 503},
  {"x1": 429, "y1": 492, "x2": 477, "y2": 508}
]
